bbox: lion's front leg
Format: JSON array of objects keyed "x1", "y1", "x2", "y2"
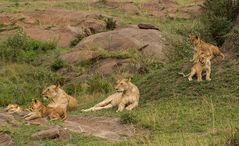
[
  {"x1": 24, "y1": 112, "x2": 41, "y2": 121},
  {"x1": 116, "y1": 103, "x2": 125, "y2": 112}
]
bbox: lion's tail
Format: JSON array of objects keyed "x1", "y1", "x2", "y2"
[{"x1": 178, "y1": 72, "x2": 190, "y2": 78}]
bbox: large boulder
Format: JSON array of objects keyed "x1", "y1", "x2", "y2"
[
  {"x1": 75, "y1": 26, "x2": 166, "y2": 59},
  {"x1": 104, "y1": 1, "x2": 141, "y2": 15}
]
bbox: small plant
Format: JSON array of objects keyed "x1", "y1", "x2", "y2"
[
  {"x1": 87, "y1": 74, "x2": 113, "y2": 94},
  {"x1": 98, "y1": 0, "x2": 107, "y2": 5},
  {"x1": 120, "y1": 113, "x2": 138, "y2": 124},
  {"x1": 0, "y1": 28, "x2": 57, "y2": 63},
  {"x1": 50, "y1": 58, "x2": 66, "y2": 71},
  {"x1": 105, "y1": 18, "x2": 116, "y2": 30},
  {"x1": 70, "y1": 34, "x2": 84, "y2": 48}
]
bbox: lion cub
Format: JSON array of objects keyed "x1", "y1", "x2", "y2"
[
  {"x1": 81, "y1": 78, "x2": 140, "y2": 112},
  {"x1": 180, "y1": 53, "x2": 212, "y2": 82},
  {"x1": 24, "y1": 99, "x2": 66, "y2": 121},
  {"x1": 189, "y1": 34, "x2": 225, "y2": 62},
  {"x1": 5, "y1": 104, "x2": 23, "y2": 113},
  {"x1": 42, "y1": 84, "x2": 78, "y2": 111}
]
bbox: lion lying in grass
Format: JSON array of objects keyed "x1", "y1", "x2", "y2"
[
  {"x1": 81, "y1": 78, "x2": 140, "y2": 112},
  {"x1": 5, "y1": 104, "x2": 23, "y2": 113},
  {"x1": 24, "y1": 99, "x2": 66, "y2": 121},
  {"x1": 179, "y1": 53, "x2": 212, "y2": 82},
  {"x1": 189, "y1": 34, "x2": 225, "y2": 62},
  {"x1": 42, "y1": 84, "x2": 78, "y2": 111}
]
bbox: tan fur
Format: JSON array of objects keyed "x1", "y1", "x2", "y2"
[
  {"x1": 5, "y1": 104, "x2": 23, "y2": 113},
  {"x1": 24, "y1": 99, "x2": 66, "y2": 121},
  {"x1": 182, "y1": 53, "x2": 212, "y2": 82},
  {"x1": 81, "y1": 78, "x2": 140, "y2": 112},
  {"x1": 189, "y1": 34, "x2": 225, "y2": 62},
  {"x1": 42, "y1": 85, "x2": 78, "y2": 111}
]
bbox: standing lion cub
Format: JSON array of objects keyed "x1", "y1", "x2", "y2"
[{"x1": 81, "y1": 78, "x2": 140, "y2": 112}]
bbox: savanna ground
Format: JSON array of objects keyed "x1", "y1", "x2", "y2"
[{"x1": 0, "y1": 0, "x2": 239, "y2": 145}]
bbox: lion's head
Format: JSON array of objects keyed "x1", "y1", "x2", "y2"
[
  {"x1": 31, "y1": 99, "x2": 43, "y2": 110},
  {"x1": 5, "y1": 104, "x2": 19, "y2": 112},
  {"x1": 115, "y1": 78, "x2": 131, "y2": 92},
  {"x1": 189, "y1": 34, "x2": 200, "y2": 46},
  {"x1": 198, "y1": 53, "x2": 210, "y2": 65},
  {"x1": 42, "y1": 85, "x2": 61, "y2": 100}
]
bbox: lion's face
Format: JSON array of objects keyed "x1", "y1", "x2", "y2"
[
  {"x1": 189, "y1": 34, "x2": 200, "y2": 45},
  {"x1": 31, "y1": 99, "x2": 43, "y2": 109},
  {"x1": 115, "y1": 79, "x2": 131, "y2": 92},
  {"x1": 42, "y1": 85, "x2": 59, "y2": 100},
  {"x1": 5, "y1": 104, "x2": 19, "y2": 111}
]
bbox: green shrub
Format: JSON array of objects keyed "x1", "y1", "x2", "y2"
[
  {"x1": 70, "y1": 34, "x2": 84, "y2": 48},
  {"x1": 50, "y1": 58, "x2": 66, "y2": 71},
  {"x1": 202, "y1": 0, "x2": 239, "y2": 45},
  {"x1": 0, "y1": 29, "x2": 56, "y2": 63},
  {"x1": 105, "y1": 18, "x2": 116, "y2": 30}
]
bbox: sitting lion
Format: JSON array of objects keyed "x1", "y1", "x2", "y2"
[
  {"x1": 5, "y1": 104, "x2": 23, "y2": 113},
  {"x1": 24, "y1": 99, "x2": 66, "y2": 121},
  {"x1": 42, "y1": 84, "x2": 78, "y2": 111},
  {"x1": 81, "y1": 78, "x2": 140, "y2": 112},
  {"x1": 179, "y1": 53, "x2": 212, "y2": 82},
  {"x1": 189, "y1": 34, "x2": 225, "y2": 62}
]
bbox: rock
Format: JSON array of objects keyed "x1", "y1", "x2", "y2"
[
  {"x1": 0, "y1": 112, "x2": 19, "y2": 126},
  {"x1": 31, "y1": 127, "x2": 71, "y2": 140},
  {"x1": 76, "y1": 26, "x2": 166, "y2": 59},
  {"x1": 138, "y1": 23, "x2": 159, "y2": 30},
  {"x1": 91, "y1": 58, "x2": 134, "y2": 75},
  {"x1": 63, "y1": 116, "x2": 136, "y2": 141},
  {"x1": 24, "y1": 27, "x2": 77, "y2": 48},
  {"x1": 0, "y1": 132, "x2": 14, "y2": 146},
  {"x1": 60, "y1": 50, "x2": 101, "y2": 64}
]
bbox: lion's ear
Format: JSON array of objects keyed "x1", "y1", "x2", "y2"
[{"x1": 56, "y1": 83, "x2": 61, "y2": 88}]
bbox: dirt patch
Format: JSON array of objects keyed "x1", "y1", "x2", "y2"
[
  {"x1": 0, "y1": 111, "x2": 143, "y2": 141},
  {"x1": 64, "y1": 116, "x2": 137, "y2": 141},
  {"x1": 0, "y1": 132, "x2": 14, "y2": 146}
]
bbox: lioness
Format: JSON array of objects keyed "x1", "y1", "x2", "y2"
[
  {"x1": 42, "y1": 84, "x2": 78, "y2": 111},
  {"x1": 179, "y1": 53, "x2": 212, "y2": 82},
  {"x1": 189, "y1": 34, "x2": 225, "y2": 62},
  {"x1": 81, "y1": 78, "x2": 140, "y2": 112},
  {"x1": 24, "y1": 99, "x2": 66, "y2": 121},
  {"x1": 5, "y1": 104, "x2": 23, "y2": 113}
]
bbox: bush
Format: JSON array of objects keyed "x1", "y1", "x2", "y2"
[
  {"x1": 105, "y1": 18, "x2": 116, "y2": 30},
  {"x1": 70, "y1": 34, "x2": 84, "y2": 48},
  {"x1": 0, "y1": 29, "x2": 57, "y2": 63},
  {"x1": 87, "y1": 74, "x2": 113, "y2": 94},
  {"x1": 202, "y1": 0, "x2": 239, "y2": 45},
  {"x1": 120, "y1": 113, "x2": 138, "y2": 124},
  {"x1": 50, "y1": 59, "x2": 66, "y2": 71}
]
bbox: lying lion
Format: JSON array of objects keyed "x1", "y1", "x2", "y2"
[
  {"x1": 179, "y1": 53, "x2": 212, "y2": 82},
  {"x1": 81, "y1": 78, "x2": 140, "y2": 112},
  {"x1": 42, "y1": 84, "x2": 78, "y2": 111},
  {"x1": 5, "y1": 104, "x2": 23, "y2": 113},
  {"x1": 24, "y1": 99, "x2": 66, "y2": 121},
  {"x1": 189, "y1": 34, "x2": 225, "y2": 62}
]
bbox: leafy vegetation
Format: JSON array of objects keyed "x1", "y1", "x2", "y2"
[
  {"x1": 0, "y1": 29, "x2": 56, "y2": 63},
  {"x1": 202, "y1": 0, "x2": 239, "y2": 45}
]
